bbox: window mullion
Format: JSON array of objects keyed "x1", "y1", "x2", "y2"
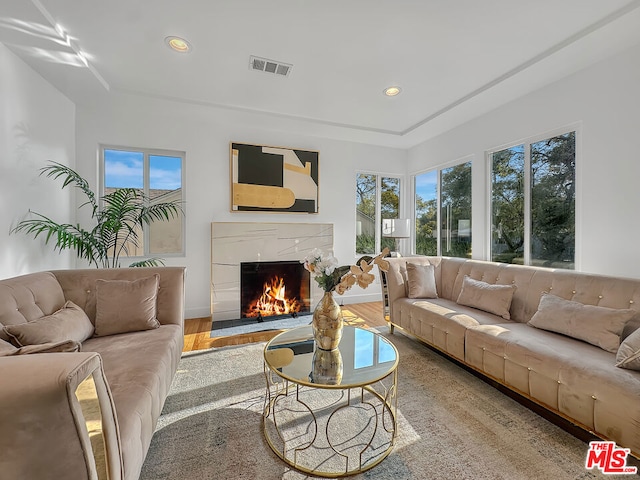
[
  {"x1": 523, "y1": 144, "x2": 532, "y2": 266},
  {"x1": 375, "y1": 175, "x2": 382, "y2": 254},
  {"x1": 486, "y1": 153, "x2": 493, "y2": 261},
  {"x1": 436, "y1": 168, "x2": 442, "y2": 256},
  {"x1": 143, "y1": 152, "x2": 150, "y2": 256}
]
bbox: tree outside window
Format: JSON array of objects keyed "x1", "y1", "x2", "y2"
[
  {"x1": 440, "y1": 163, "x2": 472, "y2": 258},
  {"x1": 356, "y1": 173, "x2": 400, "y2": 255},
  {"x1": 490, "y1": 131, "x2": 575, "y2": 268},
  {"x1": 415, "y1": 171, "x2": 437, "y2": 255},
  {"x1": 414, "y1": 161, "x2": 471, "y2": 258}
]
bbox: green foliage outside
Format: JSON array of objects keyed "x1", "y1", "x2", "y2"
[
  {"x1": 531, "y1": 133, "x2": 575, "y2": 267},
  {"x1": 415, "y1": 162, "x2": 472, "y2": 258},
  {"x1": 491, "y1": 132, "x2": 575, "y2": 268},
  {"x1": 415, "y1": 194, "x2": 437, "y2": 255},
  {"x1": 491, "y1": 146, "x2": 525, "y2": 261},
  {"x1": 356, "y1": 174, "x2": 399, "y2": 255},
  {"x1": 440, "y1": 163, "x2": 472, "y2": 258},
  {"x1": 359, "y1": 134, "x2": 574, "y2": 267},
  {"x1": 356, "y1": 234, "x2": 375, "y2": 255}
]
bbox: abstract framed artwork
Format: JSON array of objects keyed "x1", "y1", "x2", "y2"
[{"x1": 230, "y1": 142, "x2": 319, "y2": 213}]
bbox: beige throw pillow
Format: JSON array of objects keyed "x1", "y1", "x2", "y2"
[
  {"x1": 616, "y1": 327, "x2": 640, "y2": 370},
  {"x1": 94, "y1": 274, "x2": 160, "y2": 337},
  {"x1": 456, "y1": 276, "x2": 515, "y2": 320},
  {"x1": 3, "y1": 301, "x2": 94, "y2": 347},
  {"x1": 528, "y1": 294, "x2": 635, "y2": 353},
  {"x1": 0, "y1": 338, "x2": 17, "y2": 355},
  {"x1": 406, "y1": 262, "x2": 438, "y2": 299},
  {"x1": 620, "y1": 314, "x2": 640, "y2": 342}
]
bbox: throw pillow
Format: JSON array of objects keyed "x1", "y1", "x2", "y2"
[
  {"x1": 528, "y1": 294, "x2": 636, "y2": 353},
  {"x1": 0, "y1": 339, "x2": 81, "y2": 357},
  {"x1": 94, "y1": 274, "x2": 161, "y2": 337},
  {"x1": 620, "y1": 314, "x2": 640, "y2": 342},
  {"x1": 456, "y1": 276, "x2": 515, "y2": 320},
  {"x1": 0, "y1": 338, "x2": 17, "y2": 356},
  {"x1": 3, "y1": 301, "x2": 94, "y2": 347},
  {"x1": 616, "y1": 327, "x2": 640, "y2": 370},
  {"x1": 406, "y1": 262, "x2": 438, "y2": 299}
]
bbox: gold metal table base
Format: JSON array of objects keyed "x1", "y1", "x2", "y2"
[{"x1": 262, "y1": 365, "x2": 398, "y2": 477}]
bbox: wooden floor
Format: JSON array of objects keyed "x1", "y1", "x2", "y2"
[{"x1": 183, "y1": 301, "x2": 386, "y2": 352}]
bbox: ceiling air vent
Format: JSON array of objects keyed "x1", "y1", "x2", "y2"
[{"x1": 249, "y1": 56, "x2": 292, "y2": 77}]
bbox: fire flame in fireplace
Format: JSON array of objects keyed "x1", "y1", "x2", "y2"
[{"x1": 244, "y1": 276, "x2": 301, "y2": 318}]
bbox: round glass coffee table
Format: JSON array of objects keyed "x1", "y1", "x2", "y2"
[{"x1": 262, "y1": 325, "x2": 398, "y2": 477}]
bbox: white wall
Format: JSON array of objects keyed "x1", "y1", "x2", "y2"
[
  {"x1": 76, "y1": 94, "x2": 407, "y2": 318},
  {"x1": 0, "y1": 44, "x2": 75, "y2": 279},
  {"x1": 408, "y1": 42, "x2": 640, "y2": 280}
]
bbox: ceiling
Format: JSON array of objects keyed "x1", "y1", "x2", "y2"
[{"x1": 2, "y1": 0, "x2": 640, "y2": 148}]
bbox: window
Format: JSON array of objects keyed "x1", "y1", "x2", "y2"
[
  {"x1": 440, "y1": 163, "x2": 472, "y2": 258},
  {"x1": 490, "y1": 131, "x2": 575, "y2": 268},
  {"x1": 101, "y1": 146, "x2": 185, "y2": 257},
  {"x1": 355, "y1": 173, "x2": 400, "y2": 255},
  {"x1": 414, "y1": 161, "x2": 472, "y2": 258},
  {"x1": 414, "y1": 171, "x2": 437, "y2": 255}
]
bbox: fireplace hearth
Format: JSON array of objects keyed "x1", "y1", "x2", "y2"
[{"x1": 240, "y1": 260, "x2": 311, "y2": 322}]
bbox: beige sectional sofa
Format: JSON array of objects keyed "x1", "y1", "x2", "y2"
[
  {"x1": 384, "y1": 256, "x2": 640, "y2": 456},
  {"x1": 0, "y1": 267, "x2": 186, "y2": 480}
]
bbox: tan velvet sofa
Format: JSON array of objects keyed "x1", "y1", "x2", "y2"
[
  {"x1": 0, "y1": 267, "x2": 186, "y2": 480},
  {"x1": 384, "y1": 256, "x2": 640, "y2": 456}
]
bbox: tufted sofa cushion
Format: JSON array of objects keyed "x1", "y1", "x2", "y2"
[{"x1": 0, "y1": 272, "x2": 66, "y2": 342}]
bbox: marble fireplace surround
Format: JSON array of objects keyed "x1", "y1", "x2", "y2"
[{"x1": 211, "y1": 222, "x2": 333, "y2": 322}]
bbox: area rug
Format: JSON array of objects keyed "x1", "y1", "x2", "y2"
[{"x1": 140, "y1": 329, "x2": 630, "y2": 479}]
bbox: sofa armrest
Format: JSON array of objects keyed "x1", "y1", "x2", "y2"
[{"x1": 0, "y1": 353, "x2": 123, "y2": 480}]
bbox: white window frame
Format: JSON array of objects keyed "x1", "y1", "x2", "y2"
[
  {"x1": 99, "y1": 144, "x2": 186, "y2": 259},
  {"x1": 485, "y1": 124, "x2": 580, "y2": 268},
  {"x1": 355, "y1": 171, "x2": 403, "y2": 256},
  {"x1": 411, "y1": 156, "x2": 473, "y2": 256}
]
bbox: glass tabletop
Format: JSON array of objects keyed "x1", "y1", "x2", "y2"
[{"x1": 264, "y1": 325, "x2": 398, "y2": 389}]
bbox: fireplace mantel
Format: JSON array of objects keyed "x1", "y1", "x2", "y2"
[{"x1": 211, "y1": 222, "x2": 333, "y2": 322}]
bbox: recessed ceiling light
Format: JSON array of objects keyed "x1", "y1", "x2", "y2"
[
  {"x1": 165, "y1": 36, "x2": 191, "y2": 53},
  {"x1": 384, "y1": 86, "x2": 401, "y2": 97}
]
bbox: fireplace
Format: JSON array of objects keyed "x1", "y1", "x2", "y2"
[{"x1": 240, "y1": 260, "x2": 311, "y2": 321}]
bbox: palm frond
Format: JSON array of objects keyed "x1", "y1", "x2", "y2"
[
  {"x1": 99, "y1": 189, "x2": 144, "y2": 264},
  {"x1": 41, "y1": 161, "x2": 98, "y2": 216},
  {"x1": 138, "y1": 201, "x2": 183, "y2": 226},
  {"x1": 13, "y1": 163, "x2": 182, "y2": 268},
  {"x1": 12, "y1": 213, "x2": 106, "y2": 268},
  {"x1": 128, "y1": 258, "x2": 166, "y2": 268}
]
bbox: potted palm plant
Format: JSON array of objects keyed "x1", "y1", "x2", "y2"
[{"x1": 12, "y1": 161, "x2": 183, "y2": 268}]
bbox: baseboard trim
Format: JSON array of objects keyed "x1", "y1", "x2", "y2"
[{"x1": 185, "y1": 307, "x2": 211, "y2": 320}]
